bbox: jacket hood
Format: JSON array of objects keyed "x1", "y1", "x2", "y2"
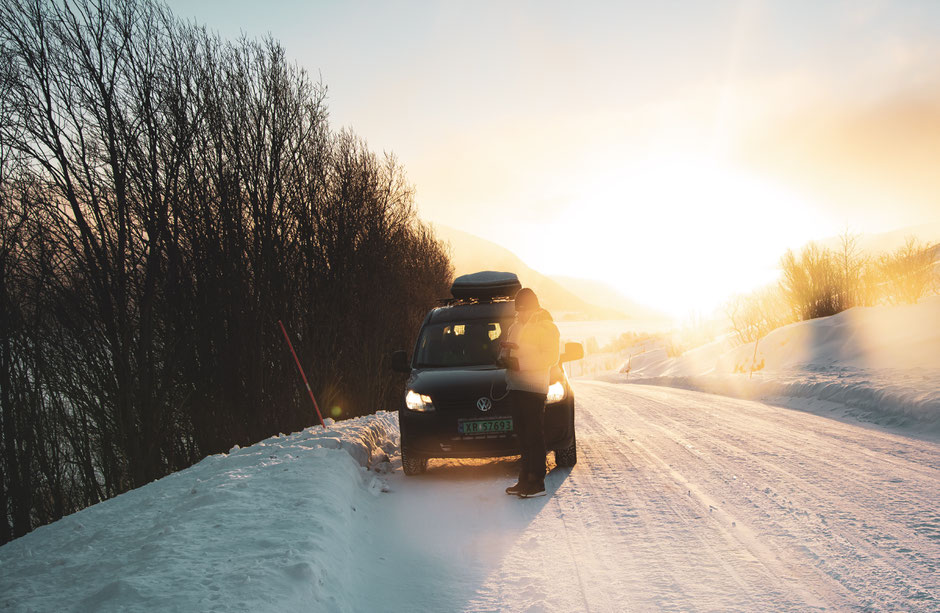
[{"x1": 528, "y1": 307, "x2": 553, "y2": 323}]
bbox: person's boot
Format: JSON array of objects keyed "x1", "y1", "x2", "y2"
[
  {"x1": 518, "y1": 480, "x2": 546, "y2": 498},
  {"x1": 506, "y1": 472, "x2": 528, "y2": 496}
]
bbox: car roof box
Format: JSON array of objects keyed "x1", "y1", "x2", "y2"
[{"x1": 450, "y1": 271, "x2": 521, "y2": 300}]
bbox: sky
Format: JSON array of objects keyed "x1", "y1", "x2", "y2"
[{"x1": 166, "y1": 0, "x2": 940, "y2": 318}]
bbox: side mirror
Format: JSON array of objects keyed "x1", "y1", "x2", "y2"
[
  {"x1": 560, "y1": 342, "x2": 584, "y2": 363},
  {"x1": 390, "y1": 350, "x2": 411, "y2": 373}
]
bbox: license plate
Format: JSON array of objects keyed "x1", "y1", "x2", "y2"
[{"x1": 458, "y1": 418, "x2": 513, "y2": 435}]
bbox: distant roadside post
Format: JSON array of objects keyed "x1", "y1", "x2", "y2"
[{"x1": 278, "y1": 320, "x2": 327, "y2": 428}]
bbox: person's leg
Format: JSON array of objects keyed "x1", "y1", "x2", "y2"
[
  {"x1": 509, "y1": 391, "x2": 530, "y2": 488},
  {"x1": 513, "y1": 392, "x2": 547, "y2": 497},
  {"x1": 523, "y1": 392, "x2": 547, "y2": 486}
]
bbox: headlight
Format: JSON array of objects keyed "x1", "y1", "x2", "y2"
[
  {"x1": 405, "y1": 390, "x2": 435, "y2": 412},
  {"x1": 545, "y1": 381, "x2": 566, "y2": 404}
]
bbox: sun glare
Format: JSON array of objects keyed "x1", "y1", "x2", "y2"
[{"x1": 530, "y1": 155, "x2": 832, "y2": 319}]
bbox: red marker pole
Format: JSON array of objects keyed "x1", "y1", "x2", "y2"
[{"x1": 278, "y1": 320, "x2": 327, "y2": 428}]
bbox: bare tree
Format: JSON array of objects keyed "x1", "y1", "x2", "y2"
[
  {"x1": 836, "y1": 228, "x2": 865, "y2": 309},
  {"x1": 725, "y1": 285, "x2": 792, "y2": 345},
  {"x1": 780, "y1": 243, "x2": 842, "y2": 320},
  {"x1": 880, "y1": 237, "x2": 937, "y2": 305},
  {"x1": 0, "y1": 0, "x2": 452, "y2": 542}
]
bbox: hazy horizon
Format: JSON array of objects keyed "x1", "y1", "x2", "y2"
[
  {"x1": 438, "y1": 220, "x2": 940, "y2": 323},
  {"x1": 166, "y1": 0, "x2": 940, "y2": 318}
]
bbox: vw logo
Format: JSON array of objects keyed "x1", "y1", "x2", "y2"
[{"x1": 476, "y1": 397, "x2": 493, "y2": 412}]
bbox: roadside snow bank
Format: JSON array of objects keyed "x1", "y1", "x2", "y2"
[
  {"x1": 622, "y1": 370, "x2": 940, "y2": 435},
  {"x1": 603, "y1": 297, "x2": 940, "y2": 434},
  {"x1": 0, "y1": 412, "x2": 399, "y2": 613}
]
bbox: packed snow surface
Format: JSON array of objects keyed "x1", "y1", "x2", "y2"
[
  {"x1": 3, "y1": 385, "x2": 939, "y2": 612},
  {"x1": 607, "y1": 297, "x2": 940, "y2": 434}
]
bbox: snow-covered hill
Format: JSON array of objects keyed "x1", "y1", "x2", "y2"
[{"x1": 604, "y1": 296, "x2": 940, "y2": 434}]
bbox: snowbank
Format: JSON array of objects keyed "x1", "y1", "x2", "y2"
[
  {"x1": 603, "y1": 297, "x2": 940, "y2": 435},
  {"x1": 0, "y1": 412, "x2": 399, "y2": 613}
]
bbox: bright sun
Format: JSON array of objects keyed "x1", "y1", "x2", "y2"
[{"x1": 523, "y1": 154, "x2": 833, "y2": 320}]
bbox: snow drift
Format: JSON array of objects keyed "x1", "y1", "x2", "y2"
[
  {"x1": 604, "y1": 296, "x2": 940, "y2": 434},
  {"x1": 0, "y1": 412, "x2": 399, "y2": 612}
]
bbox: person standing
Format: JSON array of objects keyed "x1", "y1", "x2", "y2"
[{"x1": 498, "y1": 288, "x2": 560, "y2": 498}]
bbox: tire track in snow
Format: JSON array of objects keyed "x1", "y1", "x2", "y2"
[
  {"x1": 574, "y1": 385, "x2": 834, "y2": 611},
  {"x1": 579, "y1": 380, "x2": 939, "y2": 611},
  {"x1": 620, "y1": 383, "x2": 940, "y2": 607},
  {"x1": 554, "y1": 420, "x2": 691, "y2": 611},
  {"x1": 584, "y1": 396, "x2": 836, "y2": 609},
  {"x1": 550, "y1": 495, "x2": 594, "y2": 612},
  {"x1": 574, "y1": 408, "x2": 750, "y2": 610}
]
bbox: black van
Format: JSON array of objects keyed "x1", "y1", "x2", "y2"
[{"x1": 391, "y1": 272, "x2": 583, "y2": 475}]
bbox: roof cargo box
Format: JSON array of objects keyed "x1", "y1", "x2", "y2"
[{"x1": 450, "y1": 271, "x2": 521, "y2": 300}]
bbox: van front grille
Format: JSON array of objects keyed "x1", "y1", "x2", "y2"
[{"x1": 434, "y1": 398, "x2": 509, "y2": 413}]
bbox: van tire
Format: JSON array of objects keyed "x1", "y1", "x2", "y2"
[
  {"x1": 555, "y1": 436, "x2": 577, "y2": 467},
  {"x1": 402, "y1": 450, "x2": 428, "y2": 476}
]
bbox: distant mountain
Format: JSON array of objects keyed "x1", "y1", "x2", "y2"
[
  {"x1": 552, "y1": 276, "x2": 669, "y2": 323},
  {"x1": 432, "y1": 225, "x2": 663, "y2": 321}
]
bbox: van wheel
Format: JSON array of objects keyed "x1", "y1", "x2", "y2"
[
  {"x1": 555, "y1": 436, "x2": 577, "y2": 467},
  {"x1": 402, "y1": 451, "x2": 428, "y2": 476}
]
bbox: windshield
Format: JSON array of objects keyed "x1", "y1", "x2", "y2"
[{"x1": 415, "y1": 319, "x2": 509, "y2": 368}]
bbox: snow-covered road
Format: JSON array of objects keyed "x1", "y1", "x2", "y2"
[{"x1": 358, "y1": 381, "x2": 940, "y2": 612}]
